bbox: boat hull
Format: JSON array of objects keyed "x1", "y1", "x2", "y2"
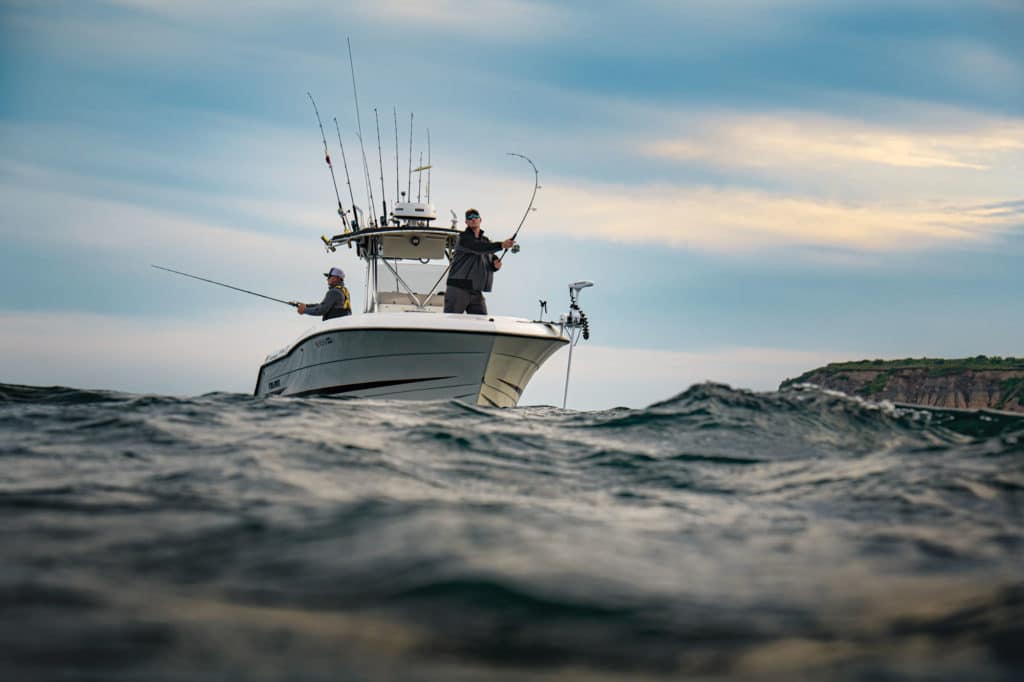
[{"x1": 254, "y1": 314, "x2": 568, "y2": 407}]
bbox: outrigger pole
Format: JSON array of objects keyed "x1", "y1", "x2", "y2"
[
  {"x1": 151, "y1": 265, "x2": 297, "y2": 308},
  {"x1": 497, "y1": 153, "x2": 540, "y2": 262}
]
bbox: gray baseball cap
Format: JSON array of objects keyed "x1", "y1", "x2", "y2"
[{"x1": 324, "y1": 267, "x2": 345, "y2": 279}]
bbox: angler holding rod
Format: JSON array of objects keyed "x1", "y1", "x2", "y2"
[
  {"x1": 151, "y1": 264, "x2": 352, "y2": 320},
  {"x1": 443, "y1": 208, "x2": 516, "y2": 316},
  {"x1": 443, "y1": 154, "x2": 536, "y2": 315}
]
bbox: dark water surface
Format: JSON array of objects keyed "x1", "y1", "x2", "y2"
[{"x1": 1, "y1": 381, "x2": 1021, "y2": 681}]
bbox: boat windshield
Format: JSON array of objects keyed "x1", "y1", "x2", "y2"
[{"x1": 374, "y1": 260, "x2": 447, "y2": 311}]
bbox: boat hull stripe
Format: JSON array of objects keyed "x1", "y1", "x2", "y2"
[{"x1": 294, "y1": 376, "x2": 456, "y2": 397}]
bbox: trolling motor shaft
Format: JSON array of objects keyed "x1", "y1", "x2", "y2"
[{"x1": 561, "y1": 280, "x2": 594, "y2": 408}]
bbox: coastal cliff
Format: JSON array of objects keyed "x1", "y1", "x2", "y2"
[{"x1": 781, "y1": 357, "x2": 1024, "y2": 413}]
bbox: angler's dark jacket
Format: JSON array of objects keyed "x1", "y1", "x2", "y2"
[
  {"x1": 446, "y1": 228, "x2": 502, "y2": 293},
  {"x1": 303, "y1": 284, "x2": 352, "y2": 320}
]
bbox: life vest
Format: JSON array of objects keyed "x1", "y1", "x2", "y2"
[{"x1": 323, "y1": 284, "x2": 352, "y2": 320}]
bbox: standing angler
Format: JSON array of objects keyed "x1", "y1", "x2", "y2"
[
  {"x1": 295, "y1": 267, "x2": 352, "y2": 320},
  {"x1": 444, "y1": 208, "x2": 515, "y2": 315}
]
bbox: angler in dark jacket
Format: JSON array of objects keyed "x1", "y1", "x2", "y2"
[
  {"x1": 444, "y1": 208, "x2": 515, "y2": 315},
  {"x1": 295, "y1": 267, "x2": 352, "y2": 320}
]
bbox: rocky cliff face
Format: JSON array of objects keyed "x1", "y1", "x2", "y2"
[{"x1": 784, "y1": 367, "x2": 1024, "y2": 413}]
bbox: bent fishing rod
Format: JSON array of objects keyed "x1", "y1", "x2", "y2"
[
  {"x1": 497, "y1": 152, "x2": 539, "y2": 262},
  {"x1": 151, "y1": 265, "x2": 297, "y2": 308}
]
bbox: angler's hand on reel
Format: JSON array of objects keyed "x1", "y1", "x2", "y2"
[{"x1": 496, "y1": 237, "x2": 518, "y2": 265}]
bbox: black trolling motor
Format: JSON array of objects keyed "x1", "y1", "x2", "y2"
[{"x1": 561, "y1": 280, "x2": 593, "y2": 408}]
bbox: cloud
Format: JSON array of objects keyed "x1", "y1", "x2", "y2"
[
  {"x1": 435, "y1": 164, "x2": 1022, "y2": 254},
  {"x1": 938, "y1": 39, "x2": 1024, "y2": 95},
  {"x1": 99, "y1": 0, "x2": 566, "y2": 41},
  {"x1": 0, "y1": 177, "x2": 313, "y2": 270},
  {"x1": 349, "y1": 0, "x2": 565, "y2": 37},
  {"x1": 644, "y1": 112, "x2": 1024, "y2": 171},
  {"x1": 4, "y1": 115, "x2": 1019, "y2": 268}
]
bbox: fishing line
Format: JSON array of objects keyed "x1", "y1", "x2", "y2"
[{"x1": 151, "y1": 265, "x2": 297, "y2": 308}]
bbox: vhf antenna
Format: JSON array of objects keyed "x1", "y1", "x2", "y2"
[
  {"x1": 347, "y1": 37, "x2": 377, "y2": 227},
  {"x1": 407, "y1": 112, "x2": 414, "y2": 200},
  {"x1": 417, "y1": 151, "x2": 423, "y2": 201},
  {"x1": 306, "y1": 92, "x2": 347, "y2": 228},
  {"x1": 374, "y1": 108, "x2": 388, "y2": 225},
  {"x1": 333, "y1": 117, "x2": 359, "y2": 231},
  {"x1": 426, "y1": 129, "x2": 431, "y2": 203}
]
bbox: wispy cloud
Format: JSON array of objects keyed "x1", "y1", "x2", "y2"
[
  {"x1": 439, "y1": 165, "x2": 1022, "y2": 254},
  {"x1": 543, "y1": 184, "x2": 1020, "y2": 253},
  {"x1": 350, "y1": 0, "x2": 566, "y2": 37},
  {"x1": 1, "y1": 180, "x2": 303, "y2": 260},
  {"x1": 645, "y1": 112, "x2": 1024, "y2": 171},
  {"x1": 938, "y1": 39, "x2": 1024, "y2": 94},
  {"x1": 101, "y1": 0, "x2": 567, "y2": 41}
]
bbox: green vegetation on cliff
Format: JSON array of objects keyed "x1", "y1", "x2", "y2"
[
  {"x1": 781, "y1": 356, "x2": 1024, "y2": 389},
  {"x1": 996, "y1": 377, "x2": 1024, "y2": 410}
]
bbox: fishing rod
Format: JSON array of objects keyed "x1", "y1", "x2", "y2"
[
  {"x1": 306, "y1": 92, "x2": 347, "y2": 227},
  {"x1": 374, "y1": 107, "x2": 388, "y2": 225},
  {"x1": 393, "y1": 107, "x2": 400, "y2": 206},
  {"x1": 151, "y1": 265, "x2": 297, "y2": 308},
  {"x1": 497, "y1": 153, "x2": 540, "y2": 262},
  {"x1": 347, "y1": 37, "x2": 377, "y2": 227},
  {"x1": 333, "y1": 117, "x2": 359, "y2": 231}
]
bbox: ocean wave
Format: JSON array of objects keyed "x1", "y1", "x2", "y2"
[{"x1": 1, "y1": 381, "x2": 1022, "y2": 680}]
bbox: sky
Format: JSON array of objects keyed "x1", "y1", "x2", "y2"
[{"x1": 1, "y1": 0, "x2": 1021, "y2": 409}]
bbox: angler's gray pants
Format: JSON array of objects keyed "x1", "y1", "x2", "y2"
[{"x1": 443, "y1": 286, "x2": 487, "y2": 315}]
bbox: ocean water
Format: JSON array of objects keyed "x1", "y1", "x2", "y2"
[{"x1": 1, "y1": 381, "x2": 1021, "y2": 681}]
